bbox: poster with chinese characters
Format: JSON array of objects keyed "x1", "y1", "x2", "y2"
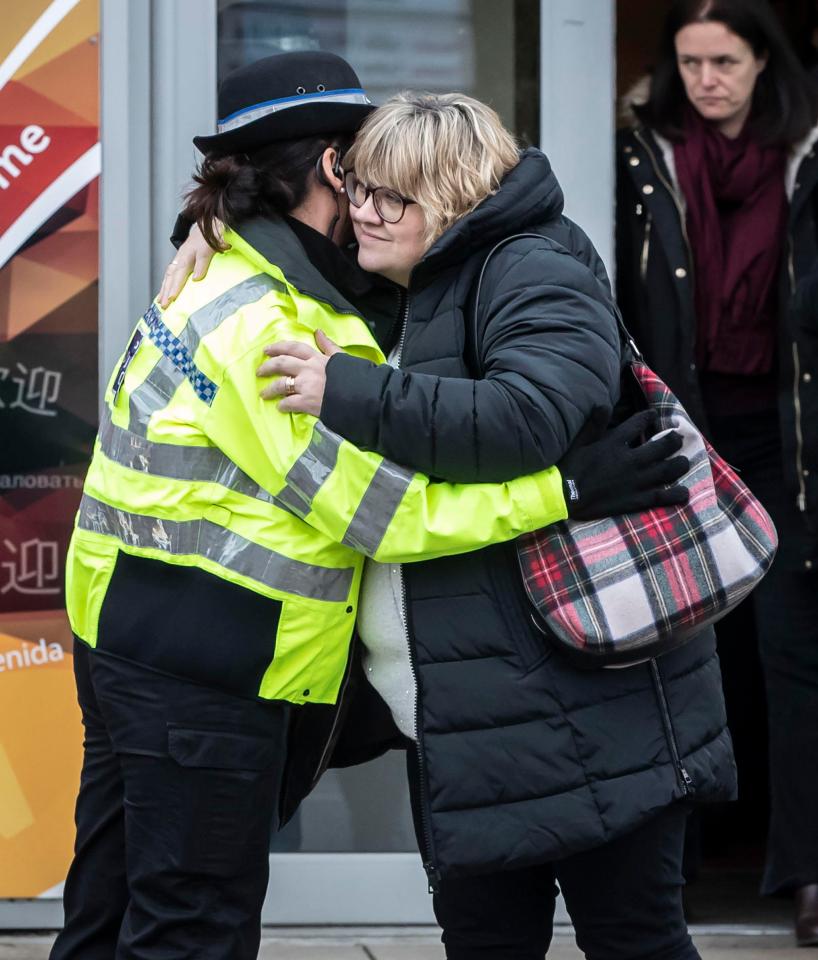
[{"x1": 0, "y1": 0, "x2": 99, "y2": 897}]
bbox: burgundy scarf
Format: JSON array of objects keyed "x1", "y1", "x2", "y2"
[{"x1": 673, "y1": 108, "x2": 788, "y2": 376}]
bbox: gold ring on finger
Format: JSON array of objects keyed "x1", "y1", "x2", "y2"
[{"x1": 285, "y1": 375, "x2": 297, "y2": 396}]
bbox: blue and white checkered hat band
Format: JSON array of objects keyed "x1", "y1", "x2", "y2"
[{"x1": 217, "y1": 88, "x2": 372, "y2": 134}]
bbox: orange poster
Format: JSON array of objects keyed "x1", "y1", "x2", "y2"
[{"x1": 0, "y1": 0, "x2": 99, "y2": 897}]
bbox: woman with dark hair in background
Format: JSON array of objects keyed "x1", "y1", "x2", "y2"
[{"x1": 617, "y1": 0, "x2": 818, "y2": 943}]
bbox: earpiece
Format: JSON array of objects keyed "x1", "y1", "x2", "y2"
[
  {"x1": 314, "y1": 153, "x2": 330, "y2": 187},
  {"x1": 315, "y1": 148, "x2": 345, "y2": 189}
]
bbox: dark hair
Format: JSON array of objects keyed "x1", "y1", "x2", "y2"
[
  {"x1": 184, "y1": 133, "x2": 352, "y2": 249},
  {"x1": 635, "y1": 0, "x2": 818, "y2": 145}
]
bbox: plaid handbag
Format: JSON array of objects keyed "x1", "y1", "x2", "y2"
[
  {"x1": 518, "y1": 361, "x2": 779, "y2": 666},
  {"x1": 473, "y1": 234, "x2": 779, "y2": 668}
]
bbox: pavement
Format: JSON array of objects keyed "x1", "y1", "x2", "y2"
[{"x1": 0, "y1": 929, "x2": 810, "y2": 958}]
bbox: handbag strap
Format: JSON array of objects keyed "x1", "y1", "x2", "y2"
[{"x1": 470, "y1": 232, "x2": 643, "y2": 377}]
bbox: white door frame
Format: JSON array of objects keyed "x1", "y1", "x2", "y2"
[
  {"x1": 540, "y1": 0, "x2": 616, "y2": 274},
  {"x1": 98, "y1": 0, "x2": 217, "y2": 400}
]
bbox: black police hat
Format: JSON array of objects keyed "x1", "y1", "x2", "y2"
[{"x1": 194, "y1": 51, "x2": 375, "y2": 156}]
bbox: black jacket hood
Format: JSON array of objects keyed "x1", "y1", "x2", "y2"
[{"x1": 418, "y1": 147, "x2": 565, "y2": 274}]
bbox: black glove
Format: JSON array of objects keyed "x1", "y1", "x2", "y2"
[{"x1": 558, "y1": 408, "x2": 690, "y2": 522}]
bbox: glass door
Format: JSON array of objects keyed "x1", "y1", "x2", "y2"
[{"x1": 217, "y1": 0, "x2": 541, "y2": 143}]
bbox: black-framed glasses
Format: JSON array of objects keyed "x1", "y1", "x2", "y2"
[{"x1": 344, "y1": 171, "x2": 415, "y2": 224}]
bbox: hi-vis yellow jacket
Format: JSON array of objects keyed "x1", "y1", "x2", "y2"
[{"x1": 66, "y1": 219, "x2": 568, "y2": 706}]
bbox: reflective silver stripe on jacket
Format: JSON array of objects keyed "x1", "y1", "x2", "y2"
[
  {"x1": 77, "y1": 495, "x2": 354, "y2": 603},
  {"x1": 274, "y1": 422, "x2": 343, "y2": 518},
  {"x1": 99, "y1": 412, "x2": 277, "y2": 505},
  {"x1": 342, "y1": 461, "x2": 415, "y2": 557},
  {"x1": 127, "y1": 355, "x2": 179, "y2": 435},
  {"x1": 99, "y1": 413, "x2": 344, "y2": 517},
  {"x1": 128, "y1": 274, "x2": 284, "y2": 435}
]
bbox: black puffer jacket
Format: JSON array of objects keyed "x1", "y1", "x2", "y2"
[
  {"x1": 322, "y1": 149, "x2": 737, "y2": 882},
  {"x1": 617, "y1": 123, "x2": 818, "y2": 565}
]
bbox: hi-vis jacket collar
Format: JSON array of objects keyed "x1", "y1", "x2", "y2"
[{"x1": 229, "y1": 217, "x2": 383, "y2": 352}]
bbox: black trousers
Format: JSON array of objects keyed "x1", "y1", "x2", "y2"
[
  {"x1": 708, "y1": 409, "x2": 818, "y2": 895},
  {"x1": 50, "y1": 642, "x2": 290, "y2": 960},
  {"x1": 431, "y1": 803, "x2": 697, "y2": 960}
]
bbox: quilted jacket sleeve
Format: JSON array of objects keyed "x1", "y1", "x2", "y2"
[{"x1": 320, "y1": 238, "x2": 622, "y2": 483}]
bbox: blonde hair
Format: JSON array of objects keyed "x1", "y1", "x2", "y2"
[{"x1": 345, "y1": 91, "x2": 520, "y2": 246}]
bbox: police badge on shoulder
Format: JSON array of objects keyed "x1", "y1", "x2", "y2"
[{"x1": 111, "y1": 326, "x2": 145, "y2": 403}]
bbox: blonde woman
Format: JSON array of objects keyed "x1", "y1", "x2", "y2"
[{"x1": 165, "y1": 92, "x2": 731, "y2": 960}]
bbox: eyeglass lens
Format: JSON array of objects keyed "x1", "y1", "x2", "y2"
[{"x1": 344, "y1": 173, "x2": 406, "y2": 223}]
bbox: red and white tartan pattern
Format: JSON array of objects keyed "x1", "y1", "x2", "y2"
[{"x1": 519, "y1": 363, "x2": 779, "y2": 664}]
